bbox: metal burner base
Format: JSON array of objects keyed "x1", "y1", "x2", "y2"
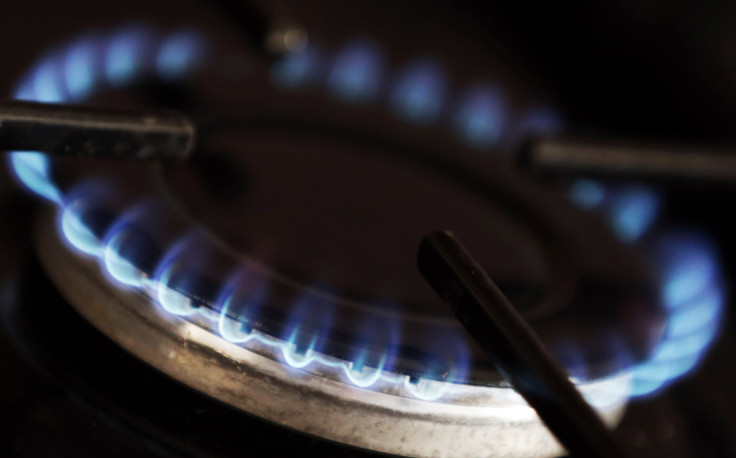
[{"x1": 36, "y1": 207, "x2": 629, "y2": 457}]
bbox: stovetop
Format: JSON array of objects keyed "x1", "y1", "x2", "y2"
[
  {"x1": 0, "y1": 259, "x2": 733, "y2": 458},
  {"x1": 2, "y1": 1, "x2": 736, "y2": 457}
]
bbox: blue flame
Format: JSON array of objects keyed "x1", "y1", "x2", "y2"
[
  {"x1": 666, "y1": 286, "x2": 721, "y2": 337},
  {"x1": 569, "y1": 179, "x2": 607, "y2": 210},
  {"x1": 13, "y1": 80, "x2": 35, "y2": 101},
  {"x1": 654, "y1": 233, "x2": 718, "y2": 309},
  {"x1": 570, "y1": 181, "x2": 661, "y2": 243},
  {"x1": 12, "y1": 26, "x2": 727, "y2": 401},
  {"x1": 345, "y1": 355, "x2": 386, "y2": 387},
  {"x1": 156, "y1": 30, "x2": 206, "y2": 81},
  {"x1": 216, "y1": 280, "x2": 410, "y2": 391},
  {"x1": 8, "y1": 24, "x2": 207, "y2": 204},
  {"x1": 631, "y1": 232, "x2": 724, "y2": 397},
  {"x1": 217, "y1": 269, "x2": 268, "y2": 342},
  {"x1": 218, "y1": 279, "x2": 416, "y2": 393},
  {"x1": 31, "y1": 54, "x2": 67, "y2": 103},
  {"x1": 61, "y1": 202, "x2": 106, "y2": 258},
  {"x1": 103, "y1": 238, "x2": 147, "y2": 287},
  {"x1": 620, "y1": 227, "x2": 725, "y2": 396},
  {"x1": 61, "y1": 205, "x2": 101, "y2": 256},
  {"x1": 153, "y1": 235, "x2": 209, "y2": 316},
  {"x1": 280, "y1": 290, "x2": 335, "y2": 369},
  {"x1": 7, "y1": 152, "x2": 60, "y2": 203},
  {"x1": 631, "y1": 323, "x2": 719, "y2": 398},
  {"x1": 344, "y1": 309, "x2": 400, "y2": 388},
  {"x1": 63, "y1": 34, "x2": 104, "y2": 101},
  {"x1": 105, "y1": 24, "x2": 157, "y2": 87},
  {"x1": 103, "y1": 225, "x2": 150, "y2": 288},
  {"x1": 282, "y1": 333, "x2": 320, "y2": 369},
  {"x1": 156, "y1": 270, "x2": 201, "y2": 316},
  {"x1": 10, "y1": 27, "x2": 479, "y2": 399},
  {"x1": 59, "y1": 181, "x2": 117, "y2": 257},
  {"x1": 327, "y1": 39, "x2": 384, "y2": 104},
  {"x1": 9, "y1": 53, "x2": 63, "y2": 202},
  {"x1": 571, "y1": 176, "x2": 723, "y2": 397},
  {"x1": 271, "y1": 42, "x2": 323, "y2": 89},
  {"x1": 99, "y1": 202, "x2": 164, "y2": 289},
  {"x1": 605, "y1": 186, "x2": 661, "y2": 243},
  {"x1": 389, "y1": 59, "x2": 447, "y2": 125},
  {"x1": 452, "y1": 84, "x2": 507, "y2": 149},
  {"x1": 269, "y1": 33, "x2": 726, "y2": 399}
]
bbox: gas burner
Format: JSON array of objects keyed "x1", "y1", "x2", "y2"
[{"x1": 0, "y1": 5, "x2": 729, "y2": 458}]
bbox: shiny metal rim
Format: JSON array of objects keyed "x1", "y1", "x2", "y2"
[{"x1": 37, "y1": 206, "x2": 629, "y2": 458}]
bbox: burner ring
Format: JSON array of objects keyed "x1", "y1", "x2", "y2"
[
  {"x1": 47, "y1": 111, "x2": 660, "y2": 388},
  {"x1": 13, "y1": 22, "x2": 660, "y2": 388},
  {"x1": 35, "y1": 209, "x2": 630, "y2": 457}
]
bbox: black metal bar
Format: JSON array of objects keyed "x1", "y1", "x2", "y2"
[
  {"x1": 522, "y1": 136, "x2": 736, "y2": 184},
  {"x1": 213, "y1": 0, "x2": 307, "y2": 59},
  {"x1": 417, "y1": 230, "x2": 627, "y2": 458},
  {"x1": 0, "y1": 100, "x2": 195, "y2": 161}
]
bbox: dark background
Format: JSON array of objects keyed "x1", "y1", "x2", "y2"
[{"x1": 2, "y1": 1, "x2": 736, "y2": 456}]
